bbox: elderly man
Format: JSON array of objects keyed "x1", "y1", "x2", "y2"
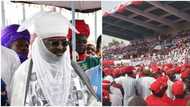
[
  {"x1": 1, "y1": 24, "x2": 30, "y2": 63},
  {"x1": 11, "y1": 11, "x2": 98, "y2": 106}
]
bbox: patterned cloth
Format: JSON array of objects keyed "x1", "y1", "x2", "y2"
[{"x1": 25, "y1": 70, "x2": 89, "y2": 106}]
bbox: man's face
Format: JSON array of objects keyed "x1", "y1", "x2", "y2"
[
  {"x1": 43, "y1": 37, "x2": 69, "y2": 56},
  {"x1": 87, "y1": 44, "x2": 96, "y2": 55},
  {"x1": 76, "y1": 35, "x2": 88, "y2": 54},
  {"x1": 10, "y1": 39, "x2": 29, "y2": 55}
]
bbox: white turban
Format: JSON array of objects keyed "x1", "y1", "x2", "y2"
[{"x1": 17, "y1": 11, "x2": 78, "y2": 38}]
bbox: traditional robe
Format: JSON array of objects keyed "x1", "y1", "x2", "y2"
[
  {"x1": 11, "y1": 59, "x2": 99, "y2": 106},
  {"x1": 136, "y1": 76, "x2": 155, "y2": 99},
  {"x1": 1, "y1": 46, "x2": 20, "y2": 102},
  {"x1": 114, "y1": 74, "x2": 136, "y2": 105},
  {"x1": 110, "y1": 83, "x2": 124, "y2": 106}
]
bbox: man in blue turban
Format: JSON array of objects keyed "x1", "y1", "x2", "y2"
[{"x1": 1, "y1": 24, "x2": 30, "y2": 63}]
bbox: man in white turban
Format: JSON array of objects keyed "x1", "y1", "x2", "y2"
[{"x1": 10, "y1": 11, "x2": 99, "y2": 106}]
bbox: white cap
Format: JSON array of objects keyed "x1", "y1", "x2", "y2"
[{"x1": 17, "y1": 11, "x2": 79, "y2": 39}]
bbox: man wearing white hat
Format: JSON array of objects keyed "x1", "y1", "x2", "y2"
[{"x1": 10, "y1": 11, "x2": 99, "y2": 106}]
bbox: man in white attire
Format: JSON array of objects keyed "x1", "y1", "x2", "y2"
[
  {"x1": 10, "y1": 11, "x2": 99, "y2": 106},
  {"x1": 114, "y1": 69, "x2": 137, "y2": 106}
]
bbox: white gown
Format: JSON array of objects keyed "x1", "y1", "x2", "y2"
[
  {"x1": 10, "y1": 59, "x2": 99, "y2": 106},
  {"x1": 110, "y1": 85, "x2": 123, "y2": 106},
  {"x1": 114, "y1": 75, "x2": 137, "y2": 106},
  {"x1": 1, "y1": 46, "x2": 21, "y2": 102},
  {"x1": 136, "y1": 76, "x2": 155, "y2": 99}
]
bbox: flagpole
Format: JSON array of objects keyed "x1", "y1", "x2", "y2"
[{"x1": 71, "y1": 2, "x2": 76, "y2": 62}]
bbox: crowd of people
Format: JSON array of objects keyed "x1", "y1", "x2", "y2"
[
  {"x1": 102, "y1": 31, "x2": 190, "y2": 106},
  {"x1": 103, "y1": 60, "x2": 190, "y2": 106},
  {"x1": 103, "y1": 31, "x2": 190, "y2": 62},
  {"x1": 1, "y1": 11, "x2": 101, "y2": 106}
]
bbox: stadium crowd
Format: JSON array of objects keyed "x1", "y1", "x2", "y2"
[{"x1": 103, "y1": 31, "x2": 190, "y2": 63}]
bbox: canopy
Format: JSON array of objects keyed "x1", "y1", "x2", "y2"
[{"x1": 12, "y1": 1, "x2": 101, "y2": 13}]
